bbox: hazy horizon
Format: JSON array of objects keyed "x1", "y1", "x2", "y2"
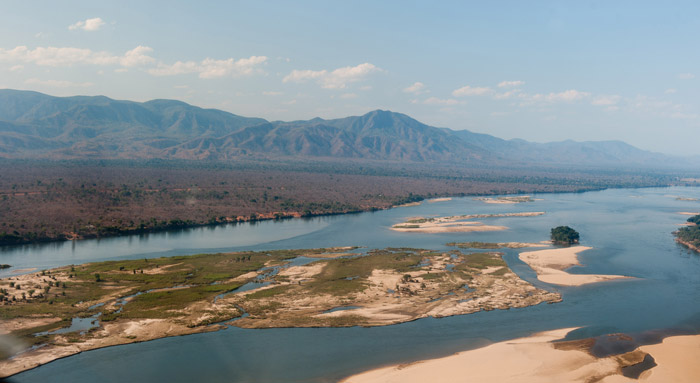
[{"x1": 1, "y1": 1, "x2": 698, "y2": 156}]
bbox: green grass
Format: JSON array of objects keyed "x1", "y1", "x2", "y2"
[
  {"x1": 446, "y1": 242, "x2": 503, "y2": 249},
  {"x1": 406, "y1": 218, "x2": 434, "y2": 224},
  {"x1": 461, "y1": 252, "x2": 506, "y2": 269}
]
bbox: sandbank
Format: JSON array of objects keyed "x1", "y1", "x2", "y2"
[
  {"x1": 519, "y1": 246, "x2": 630, "y2": 286},
  {"x1": 342, "y1": 328, "x2": 617, "y2": 383},
  {"x1": 678, "y1": 211, "x2": 700, "y2": 216},
  {"x1": 394, "y1": 201, "x2": 421, "y2": 208},
  {"x1": 342, "y1": 329, "x2": 700, "y2": 383},
  {"x1": 391, "y1": 212, "x2": 544, "y2": 234},
  {"x1": 427, "y1": 197, "x2": 452, "y2": 203},
  {"x1": 634, "y1": 334, "x2": 700, "y2": 381}
]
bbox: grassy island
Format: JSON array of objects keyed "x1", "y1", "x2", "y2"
[
  {"x1": 676, "y1": 214, "x2": 700, "y2": 252},
  {"x1": 0, "y1": 246, "x2": 560, "y2": 377},
  {"x1": 446, "y1": 242, "x2": 545, "y2": 249}
]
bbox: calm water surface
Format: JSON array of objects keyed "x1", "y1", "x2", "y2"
[{"x1": 5, "y1": 187, "x2": 700, "y2": 382}]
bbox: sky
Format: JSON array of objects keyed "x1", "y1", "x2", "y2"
[{"x1": 0, "y1": 1, "x2": 698, "y2": 155}]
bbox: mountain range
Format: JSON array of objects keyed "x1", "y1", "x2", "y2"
[{"x1": 0, "y1": 89, "x2": 684, "y2": 167}]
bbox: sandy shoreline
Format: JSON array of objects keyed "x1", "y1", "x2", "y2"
[
  {"x1": 341, "y1": 328, "x2": 700, "y2": 383},
  {"x1": 676, "y1": 238, "x2": 700, "y2": 252},
  {"x1": 519, "y1": 246, "x2": 630, "y2": 286}
]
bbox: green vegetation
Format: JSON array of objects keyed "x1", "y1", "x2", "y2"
[
  {"x1": 458, "y1": 252, "x2": 508, "y2": 269},
  {"x1": 304, "y1": 248, "x2": 426, "y2": 296},
  {"x1": 406, "y1": 218, "x2": 435, "y2": 224},
  {"x1": 676, "y1": 214, "x2": 700, "y2": 251},
  {"x1": 447, "y1": 242, "x2": 503, "y2": 249},
  {"x1": 0, "y1": 247, "x2": 354, "y2": 345},
  {"x1": 550, "y1": 226, "x2": 580, "y2": 245},
  {"x1": 0, "y1": 242, "x2": 564, "y2": 376},
  {"x1": 446, "y1": 242, "x2": 537, "y2": 249}
]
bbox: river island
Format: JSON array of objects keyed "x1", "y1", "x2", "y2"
[{"x1": 0, "y1": 246, "x2": 560, "y2": 378}]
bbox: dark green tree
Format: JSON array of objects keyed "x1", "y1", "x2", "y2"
[{"x1": 550, "y1": 226, "x2": 580, "y2": 245}]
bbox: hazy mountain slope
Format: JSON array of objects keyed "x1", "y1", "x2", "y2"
[
  {"x1": 0, "y1": 89, "x2": 682, "y2": 167},
  {"x1": 451, "y1": 129, "x2": 673, "y2": 166}
]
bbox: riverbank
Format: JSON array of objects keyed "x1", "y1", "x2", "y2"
[
  {"x1": 5, "y1": 158, "x2": 659, "y2": 250},
  {"x1": 341, "y1": 328, "x2": 700, "y2": 383},
  {"x1": 519, "y1": 246, "x2": 630, "y2": 286},
  {"x1": 676, "y1": 238, "x2": 700, "y2": 252}
]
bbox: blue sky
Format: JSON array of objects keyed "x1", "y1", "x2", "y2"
[{"x1": 0, "y1": 1, "x2": 698, "y2": 155}]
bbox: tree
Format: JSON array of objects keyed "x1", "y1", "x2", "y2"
[{"x1": 550, "y1": 226, "x2": 580, "y2": 245}]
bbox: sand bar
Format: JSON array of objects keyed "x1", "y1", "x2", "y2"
[
  {"x1": 427, "y1": 197, "x2": 452, "y2": 203},
  {"x1": 391, "y1": 212, "x2": 544, "y2": 234},
  {"x1": 342, "y1": 328, "x2": 618, "y2": 383},
  {"x1": 519, "y1": 246, "x2": 630, "y2": 286},
  {"x1": 342, "y1": 329, "x2": 700, "y2": 383},
  {"x1": 474, "y1": 196, "x2": 535, "y2": 204}
]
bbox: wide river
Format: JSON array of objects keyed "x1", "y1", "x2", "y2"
[{"x1": 3, "y1": 186, "x2": 700, "y2": 382}]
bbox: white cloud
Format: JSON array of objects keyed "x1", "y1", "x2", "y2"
[
  {"x1": 678, "y1": 73, "x2": 695, "y2": 80},
  {"x1": 9, "y1": 65, "x2": 23, "y2": 72},
  {"x1": 262, "y1": 91, "x2": 283, "y2": 96},
  {"x1": 0, "y1": 45, "x2": 154, "y2": 68},
  {"x1": 340, "y1": 93, "x2": 358, "y2": 99},
  {"x1": 283, "y1": 63, "x2": 381, "y2": 89},
  {"x1": 591, "y1": 95, "x2": 620, "y2": 106},
  {"x1": 0, "y1": 45, "x2": 117, "y2": 66},
  {"x1": 532, "y1": 89, "x2": 590, "y2": 102},
  {"x1": 120, "y1": 46, "x2": 155, "y2": 67},
  {"x1": 664, "y1": 88, "x2": 677, "y2": 94},
  {"x1": 452, "y1": 85, "x2": 492, "y2": 97},
  {"x1": 423, "y1": 97, "x2": 460, "y2": 106},
  {"x1": 148, "y1": 56, "x2": 267, "y2": 78},
  {"x1": 493, "y1": 89, "x2": 521, "y2": 100},
  {"x1": 68, "y1": 17, "x2": 105, "y2": 32},
  {"x1": 0, "y1": 45, "x2": 266, "y2": 81},
  {"x1": 403, "y1": 81, "x2": 425, "y2": 94},
  {"x1": 25, "y1": 78, "x2": 93, "y2": 88},
  {"x1": 497, "y1": 80, "x2": 524, "y2": 88},
  {"x1": 283, "y1": 69, "x2": 326, "y2": 82}
]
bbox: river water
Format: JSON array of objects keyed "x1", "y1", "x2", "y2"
[{"x1": 4, "y1": 187, "x2": 700, "y2": 382}]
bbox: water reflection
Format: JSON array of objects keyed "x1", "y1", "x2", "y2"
[{"x1": 0, "y1": 219, "x2": 334, "y2": 278}]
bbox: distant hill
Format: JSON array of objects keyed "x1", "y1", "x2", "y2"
[{"x1": 0, "y1": 89, "x2": 684, "y2": 167}]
